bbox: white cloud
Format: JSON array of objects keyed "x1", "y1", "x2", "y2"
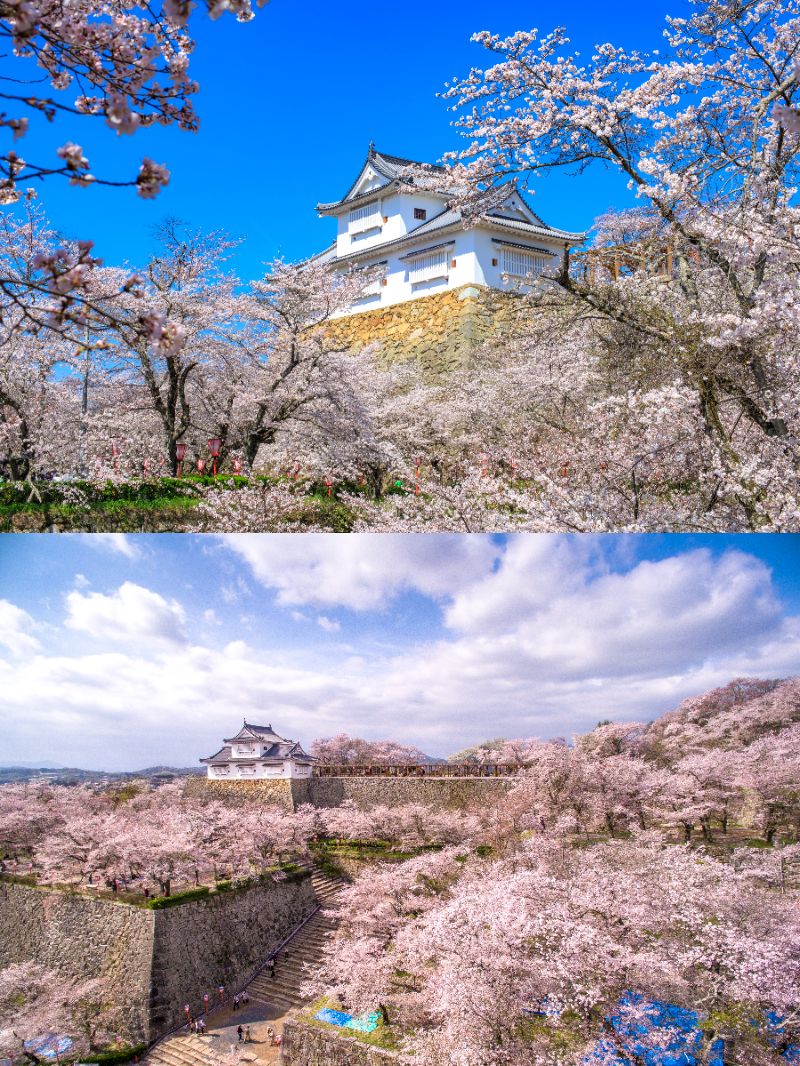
[
  {"x1": 73, "y1": 574, "x2": 90, "y2": 590},
  {"x1": 65, "y1": 582, "x2": 187, "y2": 645},
  {"x1": 203, "y1": 609, "x2": 221, "y2": 626},
  {"x1": 317, "y1": 615, "x2": 341, "y2": 633},
  {"x1": 0, "y1": 600, "x2": 40, "y2": 658},
  {"x1": 78, "y1": 534, "x2": 140, "y2": 559},
  {"x1": 219, "y1": 533, "x2": 499, "y2": 610},
  {"x1": 1, "y1": 540, "x2": 798, "y2": 769}
]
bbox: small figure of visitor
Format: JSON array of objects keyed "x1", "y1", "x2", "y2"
[
  {"x1": 266, "y1": 1027, "x2": 275, "y2": 1046},
  {"x1": 241, "y1": 991, "x2": 249, "y2": 1005},
  {"x1": 197, "y1": 1019, "x2": 206, "y2": 1035},
  {"x1": 268, "y1": 959, "x2": 275, "y2": 978},
  {"x1": 232, "y1": 993, "x2": 240, "y2": 1010},
  {"x1": 244, "y1": 1026, "x2": 251, "y2": 1042},
  {"x1": 237, "y1": 1025, "x2": 243, "y2": 1043}
]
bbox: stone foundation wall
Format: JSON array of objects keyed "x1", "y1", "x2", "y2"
[
  {"x1": 280, "y1": 1019, "x2": 401, "y2": 1066},
  {"x1": 192, "y1": 776, "x2": 515, "y2": 812},
  {"x1": 326, "y1": 285, "x2": 525, "y2": 376},
  {"x1": 0, "y1": 878, "x2": 316, "y2": 1043},
  {"x1": 148, "y1": 877, "x2": 316, "y2": 1035},
  {"x1": 188, "y1": 776, "x2": 295, "y2": 811},
  {"x1": 293, "y1": 777, "x2": 514, "y2": 811},
  {"x1": 0, "y1": 881, "x2": 154, "y2": 1042}
]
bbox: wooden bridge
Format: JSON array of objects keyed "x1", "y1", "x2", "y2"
[{"x1": 312, "y1": 763, "x2": 527, "y2": 778}]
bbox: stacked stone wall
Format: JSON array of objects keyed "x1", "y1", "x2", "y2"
[
  {"x1": 280, "y1": 1019, "x2": 401, "y2": 1066},
  {"x1": 148, "y1": 877, "x2": 315, "y2": 1035},
  {"x1": 192, "y1": 775, "x2": 514, "y2": 811},
  {"x1": 293, "y1": 776, "x2": 513, "y2": 811},
  {"x1": 0, "y1": 878, "x2": 316, "y2": 1043},
  {"x1": 326, "y1": 285, "x2": 526, "y2": 375},
  {"x1": 187, "y1": 776, "x2": 295, "y2": 811},
  {"x1": 0, "y1": 881, "x2": 154, "y2": 1042}
]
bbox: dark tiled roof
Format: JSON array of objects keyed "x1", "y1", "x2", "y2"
[{"x1": 318, "y1": 145, "x2": 452, "y2": 213}]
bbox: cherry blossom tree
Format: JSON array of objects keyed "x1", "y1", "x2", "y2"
[
  {"x1": 0, "y1": 963, "x2": 118, "y2": 1063},
  {"x1": 310, "y1": 833, "x2": 800, "y2": 1065},
  {"x1": 311, "y1": 734, "x2": 429, "y2": 766}
]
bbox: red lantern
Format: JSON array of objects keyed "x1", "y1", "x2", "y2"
[
  {"x1": 232, "y1": 457, "x2": 242, "y2": 475},
  {"x1": 325, "y1": 476, "x2": 333, "y2": 498},
  {"x1": 197, "y1": 458, "x2": 206, "y2": 475},
  {"x1": 143, "y1": 458, "x2": 150, "y2": 477},
  {"x1": 218, "y1": 986, "x2": 225, "y2": 1002},
  {"x1": 203, "y1": 993, "x2": 209, "y2": 1009},
  {"x1": 208, "y1": 437, "x2": 222, "y2": 477},
  {"x1": 175, "y1": 442, "x2": 187, "y2": 478}
]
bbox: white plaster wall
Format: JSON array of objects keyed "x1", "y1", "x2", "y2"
[
  {"x1": 207, "y1": 761, "x2": 312, "y2": 780},
  {"x1": 335, "y1": 190, "x2": 449, "y2": 257},
  {"x1": 336, "y1": 226, "x2": 568, "y2": 315},
  {"x1": 472, "y1": 229, "x2": 563, "y2": 290}
]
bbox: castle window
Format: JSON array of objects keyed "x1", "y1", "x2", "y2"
[
  {"x1": 414, "y1": 208, "x2": 427, "y2": 220},
  {"x1": 501, "y1": 247, "x2": 548, "y2": 278},
  {"x1": 408, "y1": 248, "x2": 450, "y2": 285},
  {"x1": 349, "y1": 201, "x2": 382, "y2": 234}
]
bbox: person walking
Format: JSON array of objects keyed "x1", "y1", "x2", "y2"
[
  {"x1": 237, "y1": 1026, "x2": 243, "y2": 1043},
  {"x1": 244, "y1": 1026, "x2": 251, "y2": 1043},
  {"x1": 266, "y1": 1026, "x2": 275, "y2": 1046}
]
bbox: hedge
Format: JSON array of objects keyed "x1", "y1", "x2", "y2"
[{"x1": 79, "y1": 1044, "x2": 147, "y2": 1065}]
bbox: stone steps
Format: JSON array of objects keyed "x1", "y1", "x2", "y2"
[
  {"x1": 145, "y1": 867, "x2": 346, "y2": 1066},
  {"x1": 147, "y1": 1034, "x2": 214, "y2": 1066}
]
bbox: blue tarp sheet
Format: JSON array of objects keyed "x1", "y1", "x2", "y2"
[
  {"x1": 584, "y1": 994, "x2": 799, "y2": 1065},
  {"x1": 315, "y1": 1008, "x2": 380, "y2": 1033}
]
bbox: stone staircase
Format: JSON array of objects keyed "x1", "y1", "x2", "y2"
[
  {"x1": 145, "y1": 867, "x2": 345, "y2": 1066},
  {"x1": 146, "y1": 1033, "x2": 214, "y2": 1066},
  {"x1": 247, "y1": 867, "x2": 344, "y2": 1011}
]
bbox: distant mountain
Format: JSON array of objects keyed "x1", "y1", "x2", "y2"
[
  {"x1": 1, "y1": 761, "x2": 65, "y2": 769},
  {"x1": 0, "y1": 765, "x2": 204, "y2": 784}
]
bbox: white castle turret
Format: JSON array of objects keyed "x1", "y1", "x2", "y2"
[
  {"x1": 312, "y1": 143, "x2": 584, "y2": 313},
  {"x1": 201, "y1": 721, "x2": 314, "y2": 780}
]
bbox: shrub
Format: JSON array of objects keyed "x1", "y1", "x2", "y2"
[{"x1": 146, "y1": 886, "x2": 210, "y2": 909}]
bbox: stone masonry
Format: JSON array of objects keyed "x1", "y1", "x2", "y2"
[
  {"x1": 280, "y1": 1019, "x2": 401, "y2": 1066},
  {"x1": 325, "y1": 284, "x2": 526, "y2": 375},
  {"x1": 197, "y1": 776, "x2": 514, "y2": 812},
  {"x1": 0, "y1": 877, "x2": 316, "y2": 1044}
]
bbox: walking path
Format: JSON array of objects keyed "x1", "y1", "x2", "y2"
[{"x1": 145, "y1": 867, "x2": 345, "y2": 1066}]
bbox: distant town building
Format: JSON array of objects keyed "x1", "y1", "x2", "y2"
[
  {"x1": 313, "y1": 143, "x2": 584, "y2": 312},
  {"x1": 201, "y1": 722, "x2": 314, "y2": 780}
]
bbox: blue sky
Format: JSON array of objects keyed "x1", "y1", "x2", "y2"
[
  {"x1": 0, "y1": 533, "x2": 798, "y2": 770},
  {"x1": 16, "y1": 0, "x2": 694, "y2": 280}
]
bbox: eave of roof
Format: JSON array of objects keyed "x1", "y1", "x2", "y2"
[
  {"x1": 317, "y1": 145, "x2": 453, "y2": 215},
  {"x1": 322, "y1": 210, "x2": 584, "y2": 267}
]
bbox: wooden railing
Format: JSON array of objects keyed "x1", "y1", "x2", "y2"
[{"x1": 312, "y1": 763, "x2": 528, "y2": 778}]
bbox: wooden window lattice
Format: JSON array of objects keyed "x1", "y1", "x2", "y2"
[
  {"x1": 408, "y1": 248, "x2": 450, "y2": 285},
  {"x1": 501, "y1": 247, "x2": 547, "y2": 278}
]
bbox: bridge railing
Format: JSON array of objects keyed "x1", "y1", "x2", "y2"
[{"x1": 312, "y1": 763, "x2": 528, "y2": 778}]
